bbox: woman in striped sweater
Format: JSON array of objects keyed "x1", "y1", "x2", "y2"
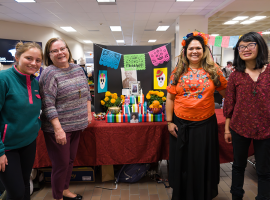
[{"x1": 39, "y1": 38, "x2": 92, "y2": 200}]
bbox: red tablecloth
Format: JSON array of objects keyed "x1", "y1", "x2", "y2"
[{"x1": 33, "y1": 110, "x2": 254, "y2": 168}]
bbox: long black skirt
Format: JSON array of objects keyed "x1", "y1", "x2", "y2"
[{"x1": 169, "y1": 114, "x2": 220, "y2": 200}]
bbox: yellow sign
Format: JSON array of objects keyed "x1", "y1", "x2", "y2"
[{"x1": 153, "y1": 68, "x2": 167, "y2": 90}]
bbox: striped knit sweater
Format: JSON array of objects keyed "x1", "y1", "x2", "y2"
[{"x1": 39, "y1": 64, "x2": 91, "y2": 133}]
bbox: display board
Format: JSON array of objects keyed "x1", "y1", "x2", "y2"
[{"x1": 94, "y1": 43, "x2": 172, "y2": 113}]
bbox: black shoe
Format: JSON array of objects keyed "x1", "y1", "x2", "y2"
[{"x1": 63, "y1": 194, "x2": 83, "y2": 200}]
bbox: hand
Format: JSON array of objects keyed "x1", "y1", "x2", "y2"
[
  {"x1": 168, "y1": 123, "x2": 178, "y2": 138},
  {"x1": 88, "y1": 112, "x2": 92, "y2": 124},
  {"x1": 224, "y1": 131, "x2": 232, "y2": 144},
  {"x1": 54, "y1": 128, "x2": 67, "y2": 145},
  {"x1": 0, "y1": 154, "x2": 8, "y2": 172}
]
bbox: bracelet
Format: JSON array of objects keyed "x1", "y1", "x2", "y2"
[{"x1": 167, "y1": 122, "x2": 172, "y2": 125}]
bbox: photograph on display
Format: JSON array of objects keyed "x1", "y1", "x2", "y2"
[
  {"x1": 121, "y1": 68, "x2": 137, "y2": 88},
  {"x1": 98, "y1": 70, "x2": 108, "y2": 93},
  {"x1": 130, "y1": 112, "x2": 139, "y2": 123},
  {"x1": 129, "y1": 81, "x2": 141, "y2": 96},
  {"x1": 153, "y1": 68, "x2": 167, "y2": 90}
]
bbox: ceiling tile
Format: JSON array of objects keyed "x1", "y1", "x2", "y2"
[
  {"x1": 100, "y1": 5, "x2": 118, "y2": 13},
  {"x1": 103, "y1": 13, "x2": 119, "y2": 20},
  {"x1": 78, "y1": 2, "x2": 102, "y2": 13},
  {"x1": 117, "y1": 2, "x2": 136, "y2": 13},
  {"x1": 152, "y1": 2, "x2": 174, "y2": 13},
  {"x1": 135, "y1": 2, "x2": 155, "y2": 13},
  {"x1": 134, "y1": 13, "x2": 150, "y2": 20},
  {"x1": 87, "y1": 13, "x2": 105, "y2": 21},
  {"x1": 119, "y1": 13, "x2": 135, "y2": 21},
  {"x1": 39, "y1": 2, "x2": 66, "y2": 13},
  {"x1": 1, "y1": 2, "x2": 34, "y2": 14}
]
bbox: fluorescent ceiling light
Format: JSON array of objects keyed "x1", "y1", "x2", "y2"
[
  {"x1": 211, "y1": 34, "x2": 219, "y2": 36},
  {"x1": 249, "y1": 16, "x2": 266, "y2": 21},
  {"x1": 232, "y1": 16, "x2": 248, "y2": 21},
  {"x1": 240, "y1": 20, "x2": 255, "y2": 24},
  {"x1": 97, "y1": 0, "x2": 115, "y2": 2},
  {"x1": 224, "y1": 21, "x2": 239, "y2": 24},
  {"x1": 83, "y1": 40, "x2": 93, "y2": 43},
  {"x1": 148, "y1": 40, "x2": 156, "y2": 43},
  {"x1": 110, "y1": 26, "x2": 122, "y2": 31},
  {"x1": 262, "y1": 31, "x2": 270, "y2": 34},
  {"x1": 156, "y1": 26, "x2": 169, "y2": 31},
  {"x1": 116, "y1": 40, "x2": 124, "y2": 43},
  {"x1": 60, "y1": 27, "x2": 76, "y2": 32},
  {"x1": 176, "y1": 0, "x2": 194, "y2": 1},
  {"x1": 15, "y1": 0, "x2": 35, "y2": 2}
]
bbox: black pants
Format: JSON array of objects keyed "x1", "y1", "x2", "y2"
[
  {"x1": 231, "y1": 129, "x2": 270, "y2": 200},
  {"x1": 0, "y1": 140, "x2": 36, "y2": 200}
]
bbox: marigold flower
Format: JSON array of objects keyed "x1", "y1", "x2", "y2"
[
  {"x1": 121, "y1": 95, "x2": 125, "y2": 100},
  {"x1": 105, "y1": 91, "x2": 111, "y2": 97},
  {"x1": 146, "y1": 94, "x2": 151, "y2": 99},
  {"x1": 162, "y1": 97, "x2": 166, "y2": 101},
  {"x1": 193, "y1": 31, "x2": 199, "y2": 36},
  {"x1": 158, "y1": 92, "x2": 164, "y2": 97},
  {"x1": 100, "y1": 100, "x2": 105, "y2": 105},
  {"x1": 111, "y1": 99, "x2": 116, "y2": 104},
  {"x1": 104, "y1": 97, "x2": 109, "y2": 102}
]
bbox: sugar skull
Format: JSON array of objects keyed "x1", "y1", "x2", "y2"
[
  {"x1": 156, "y1": 70, "x2": 165, "y2": 87},
  {"x1": 99, "y1": 73, "x2": 106, "y2": 89}
]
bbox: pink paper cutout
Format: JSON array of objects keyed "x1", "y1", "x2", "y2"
[
  {"x1": 148, "y1": 45, "x2": 170, "y2": 66},
  {"x1": 221, "y1": 36, "x2": 230, "y2": 48},
  {"x1": 208, "y1": 36, "x2": 215, "y2": 46}
]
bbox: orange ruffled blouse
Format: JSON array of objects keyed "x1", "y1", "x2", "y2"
[{"x1": 166, "y1": 66, "x2": 227, "y2": 121}]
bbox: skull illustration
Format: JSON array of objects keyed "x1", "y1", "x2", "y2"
[
  {"x1": 156, "y1": 70, "x2": 165, "y2": 87},
  {"x1": 99, "y1": 73, "x2": 106, "y2": 89}
]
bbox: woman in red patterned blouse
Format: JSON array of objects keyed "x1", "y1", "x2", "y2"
[{"x1": 223, "y1": 32, "x2": 270, "y2": 200}]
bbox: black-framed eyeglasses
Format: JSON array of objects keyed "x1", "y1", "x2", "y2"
[
  {"x1": 50, "y1": 47, "x2": 67, "y2": 55},
  {"x1": 238, "y1": 43, "x2": 257, "y2": 52}
]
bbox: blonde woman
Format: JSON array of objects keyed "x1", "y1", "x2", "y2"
[{"x1": 166, "y1": 32, "x2": 227, "y2": 200}]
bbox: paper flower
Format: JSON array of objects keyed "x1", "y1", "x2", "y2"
[{"x1": 182, "y1": 31, "x2": 209, "y2": 47}]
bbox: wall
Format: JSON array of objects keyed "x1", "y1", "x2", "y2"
[
  {"x1": 0, "y1": 20, "x2": 84, "y2": 70},
  {"x1": 221, "y1": 47, "x2": 234, "y2": 67}
]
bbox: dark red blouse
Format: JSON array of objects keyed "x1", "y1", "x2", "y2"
[{"x1": 223, "y1": 64, "x2": 270, "y2": 140}]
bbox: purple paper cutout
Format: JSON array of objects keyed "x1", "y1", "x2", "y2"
[{"x1": 148, "y1": 45, "x2": 170, "y2": 66}]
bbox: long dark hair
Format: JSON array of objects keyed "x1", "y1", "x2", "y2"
[
  {"x1": 173, "y1": 36, "x2": 220, "y2": 87},
  {"x1": 233, "y1": 32, "x2": 268, "y2": 72}
]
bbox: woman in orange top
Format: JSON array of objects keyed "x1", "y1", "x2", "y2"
[{"x1": 166, "y1": 32, "x2": 227, "y2": 200}]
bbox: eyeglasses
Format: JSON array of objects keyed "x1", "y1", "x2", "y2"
[
  {"x1": 50, "y1": 47, "x2": 67, "y2": 55},
  {"x1": 238, "y1": 43, "x2": 257, "y2": 52}
]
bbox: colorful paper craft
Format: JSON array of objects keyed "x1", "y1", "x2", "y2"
[
  {"x1": 99, "y1": 49, "x2": 121, "y2": 69},
  {"x1": 148, "y1": 45, "x2": 170, "y2": 66},
  {"x1": 98, "y1": 70, "x2": 108, "y2": 93},
  {"x1": 154, "y1": 68, "x2": 167, "y2": 90},
  {"x1": 124, "y1": 54, "x2": 146, "y2": 71}
]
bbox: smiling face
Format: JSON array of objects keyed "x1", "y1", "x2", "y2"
[
  {"x1": 238, "y1": 41, "x2": 258, "y2": 62},
  {"x1": 49, "y1": 40, "x2": 69, "y2": 67},
  {"x1": 15, "y1": 48, "x2": 42, "y2": 75},
  {"x1": 186, "y1": 40, "x2": 204, "y2": 65}
]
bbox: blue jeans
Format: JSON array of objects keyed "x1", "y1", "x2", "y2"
[{"x1": 231, "y1": 129, "x2": 270, "y2": 200}]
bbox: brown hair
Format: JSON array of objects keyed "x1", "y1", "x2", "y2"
[
  {"x1": 15, "y1": 41, "x2": 43, "y2": 65},
  {"x1": 173, "y1": 36, "x2": 221, "y2": 87},
  {"x1": 43, "y1": 38, "x2": 72, "y2": 66}
]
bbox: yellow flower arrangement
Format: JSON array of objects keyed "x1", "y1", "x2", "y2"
[
  {"x1": 101, "y1": 91, "x2": 122, "y2": 110},
  {"x1": 146, "y1": 90, "x2": 166, "y2": 107}
]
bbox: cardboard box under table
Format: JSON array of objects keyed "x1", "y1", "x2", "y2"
[
  {"x1": 41, "y1": 167, "x2": 95, "y2": 183},
  {"x1": 106, "y1": 113, "x2": 164, "y2": 123}
]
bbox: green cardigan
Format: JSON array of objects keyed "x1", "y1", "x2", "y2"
[{"x1": 0, "y1": 66, "x2": 41, "y2": 156}]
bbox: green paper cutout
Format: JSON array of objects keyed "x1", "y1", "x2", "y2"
[
  {"x1": 214, "y1": 36, "x2": 222, "y2": 47},
  {"x1": 124, "y1": 54, "x2": 146, "y2": 71}
]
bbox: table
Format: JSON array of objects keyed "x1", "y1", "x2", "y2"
[{"x1": 33, "y1": 110, "x2": 254, "y2": 168}]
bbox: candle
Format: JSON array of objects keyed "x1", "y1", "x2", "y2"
[
  {"x1": 139, "y1": 104, "x2": 141, "y2": 114},
  {"x1": 134, "y1": 96, "x2": 136, "y2": 105},
  {"x1": 128, "y1": 106, "x2": 130, "y2": 115}
]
